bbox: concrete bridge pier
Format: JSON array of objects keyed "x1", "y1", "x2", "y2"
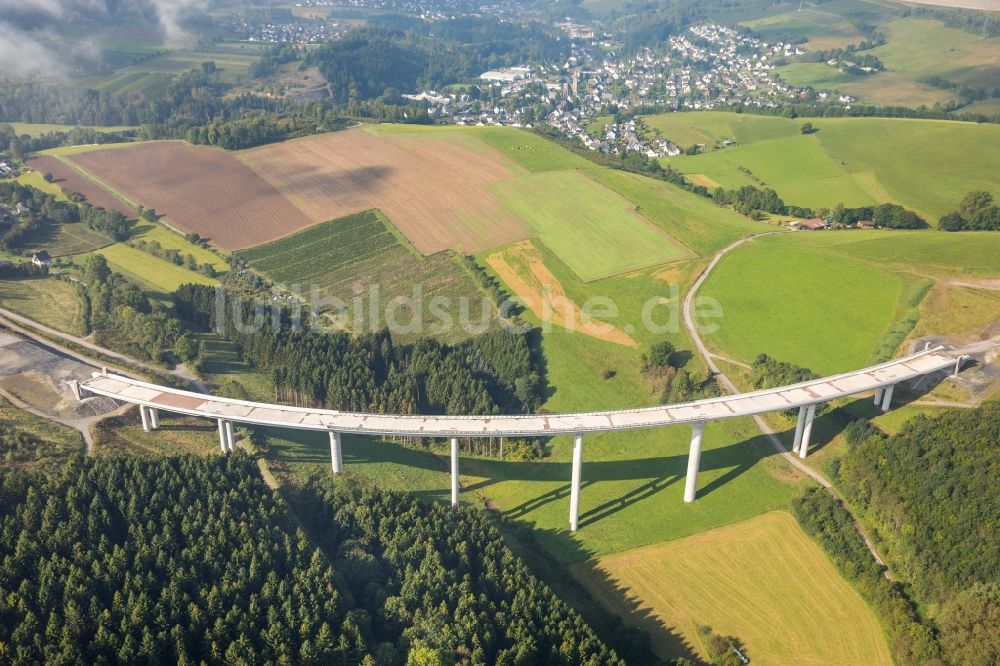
[
  {"x1": 450, "y1": 437, "x2": 460, "y2": 507},
  {"x1": 217, "y1": 419, "x2": 235, "y2": 453},
  {"x1": 684, "y1": 421, "x2": 706, "y2": 503},
  {"x1": 874, "y1": 387, "x2": 884, "y2": 406},
  {"x1": 140, "y1": 405, "x2": 152, "y2": 432},
  {"x1": 149, "y1": 408, "x2": 160, "y2": 430},
  {"x1": 798, "y1": 404, "x2": 816, "y2": 459},
  {"x1": 792, "y1": 405, "x2": 807, "y2": 454},
  {"x1": 569, "y1": 434, "x2": 583, "y2": 530},
  {"x1": 880, "y1": 384, "x2": 895, "y2": 412},
  {"x1": 329, "y1": 431, "x2": 343, "y2": 474}
]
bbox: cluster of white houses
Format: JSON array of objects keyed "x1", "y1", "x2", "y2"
[{"x1": 74, "y1": 347, "x2": 962, "y2": 531}]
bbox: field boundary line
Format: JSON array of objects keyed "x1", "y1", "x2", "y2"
[{"x1": 53, "y1": 154, "x2": 142, "y2": 212}]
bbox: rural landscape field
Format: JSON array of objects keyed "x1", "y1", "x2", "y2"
[{"x1": 1, "y1": 0, "x2": 998, "y2": 665}]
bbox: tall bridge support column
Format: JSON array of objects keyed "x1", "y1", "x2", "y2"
[
  {"x1": 329, "y1": 431, "x2": 343, "y2": 474},
  {"x1": 880, "y1": 384, "x2": 895, "y2": 412},
  {"x1": 684, "y1": 421, "x2": 706, "y2": 503},
  {"x1": 791, "y1": 406, "x2": 807, "y2": 454},
  {"x1": 140, "y1": 405, "x2": 152, "y2": 432},
  {"x1": 874, "y1": 387, "x2": 884, "y2": 406},
  {"x1": 224, "y1": 421, "x2": 235, "y2": 452},
  {"x1": 569, "y1": 434, "x2": 583, "y2": 531},
  {"x1": 450, "y1": 437, "x2": 460, "y2": 507},
  {"x1": 218, "y1": 419, "x2": 228, "y2": 453},
  {"x1": 798, "y1": 404, "x2": 816, "y2": 459},
  {"x1": 149, "y1": 408, "x2": 160, "y2": 430}
]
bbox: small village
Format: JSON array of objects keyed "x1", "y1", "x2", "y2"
[{"x1": 411, "y1": 22, "x2": 840, "y2": 158}]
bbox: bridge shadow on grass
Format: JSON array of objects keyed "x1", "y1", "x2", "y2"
[
  {"x1": 259, "y1": 422, "x2": 785, "y2": 530},
  {"x1": 500, "y1": 520, "x2": 705, "y2": 664}
]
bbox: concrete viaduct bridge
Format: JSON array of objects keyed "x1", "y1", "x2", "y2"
[{"x1": 73, "y1": 346, "x2": 962, "y2": 531}]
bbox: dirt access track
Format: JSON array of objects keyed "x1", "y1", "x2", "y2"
[{"x1": 68, "y1": 141, "x2": 315, "y2": 250}]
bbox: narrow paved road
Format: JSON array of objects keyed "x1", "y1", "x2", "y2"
[{"x1": 681, "y1": 232, "x2": 892, "y2": 575}]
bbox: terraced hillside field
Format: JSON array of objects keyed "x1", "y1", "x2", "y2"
[{"x1": 67, "y1": 141, "x2": 314, "y2": 249}]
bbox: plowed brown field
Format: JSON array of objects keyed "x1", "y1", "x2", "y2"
[
  {"x1": 237, "y1": 128, "x2": 529, "y2": 255},
  {"x1": 68, "y1": 141, "x2": 314, "y2": 249},
  {"x1": 29, "y1": 155, "x2": 135, "y2": 218}
]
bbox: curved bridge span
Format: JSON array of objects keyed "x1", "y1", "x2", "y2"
[{"x1": 75, "y1": 346, "x2": 961, "y2": 531}]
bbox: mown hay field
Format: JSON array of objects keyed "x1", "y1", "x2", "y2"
[
  {"x1": 577, "y1": 511, "x2": 892, "y2": 666},
  {"x1": 67, "y1": 141, "x2": 314, "y2": 249}
]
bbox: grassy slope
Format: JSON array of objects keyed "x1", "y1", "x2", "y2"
[
  {"x1": 581, "y1": 511, "x2": 892, "y2": 665},
  {"x1": 130, "y1": 222, "x2": 230, "y2": 273},
  {"x1": 0, "y1": 278, "x2": 82, "y2": 334},
  {"x1": 658, "y1": 113, "x2": 1000, "y2": 219},
  {"x1": 75, "y1": 243, "x2": 218, "y2": 299},
  {"x1": 742, "y1": 6, "x2": 864, "y2": 50},
  {"x1": 490, "y1": 170, "x2": 690, "y2": 281},
  {"x1": 698, "y1": 233, "x2": 906, "y2": 375}
]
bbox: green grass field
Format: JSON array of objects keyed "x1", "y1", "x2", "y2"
[
  {"x1": 698, "y1": 233, "x2": 906, "y2": 375},
  {"x1": 491, "y1": 170, "x2": 691, "y2": 281},
  {"x1": 0, "y1": 277, "x2": 82, "y2": 334},
  {"x1": 130, "y1": 222, "x2": 230, "y2": 273},
  {"x1": 584, "y1": 168, "x2": 765, "y2": 257},
  {"x1": 869, "y1": 18, "x2": 1000, "y2": 91},
  {"x1": 742, "y1": 7, "x2": 864, "y2": 50},
  {"x1": 0, "y1": 395, "x2": 82, "y2": 467},
  {"x1": 238, "y1": 210, "x2": 488, "y2": 340},
  {"x1": 8, "y1": 123, "x2": 136, "y2": 137},
  {"x1": 581, "y1": 511, "x2": 892, "y2": 665},
  {"x1": 77, "y1": 243, "x2": 219, "y2": 299},
  {"x1": 794, "y1": 229, "x2": 1000, "y2": 277},
  {"x1": 658, "y1": 113, "x2": 1000, "y2": 219}
]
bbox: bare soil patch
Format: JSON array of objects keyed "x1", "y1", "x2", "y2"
[
  {"x1": 237, "y1": 128, "x2": 529, "y2": 255},
  {"x1": 68, "y1": 141, "x2": 314, "y2": 249},
  {"x1": 29, "y1": 155, "x2": 136, "y2": 217},
  {"x1": 486, "y1": 241, "x2": 638, "y2": 348}
]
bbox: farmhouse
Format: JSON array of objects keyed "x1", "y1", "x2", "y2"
[
  {"x1": 31, "y1": 250, "x2": 52, "y2": 268},
  {"x1": 792, "y1": 218, "x2": 829, "y2": 231},
  {"x1": 856, "y1": 219, "x2": 875, "y2": 229}
]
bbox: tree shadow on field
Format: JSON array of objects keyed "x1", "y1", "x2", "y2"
[{"x1": 269, "y1": 162, "x2": 396, "y2": 196}]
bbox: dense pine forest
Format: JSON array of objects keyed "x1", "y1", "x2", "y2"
[
  {"x1": 175, "y1": 284, "x2": 546, "y2": 418},
  {"x1": 0, "y1": 454, "x2": 621, "y2": 665}
]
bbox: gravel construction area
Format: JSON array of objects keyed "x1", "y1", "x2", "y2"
[{"x1": 0, "y1": 331, "x2": 119, "y2": 419}]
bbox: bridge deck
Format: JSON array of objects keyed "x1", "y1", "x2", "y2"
[{"x1": 78, "y1": 347, "x2": 957, "y2": 437}]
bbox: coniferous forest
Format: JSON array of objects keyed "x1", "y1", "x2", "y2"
[{"x1": 0, "y1": 454, "x2": 621, "y2": 665}]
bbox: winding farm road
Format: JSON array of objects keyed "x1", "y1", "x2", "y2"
[{"x1": 681, "y1": 232, "x2": 892, "y2": 574}]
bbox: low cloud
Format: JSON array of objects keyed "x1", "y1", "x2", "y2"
[{"x1": 0, "y1": 0, "x2": 209, "y2": 81}]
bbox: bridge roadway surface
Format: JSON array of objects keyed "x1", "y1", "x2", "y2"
[
  {"x1": 77, "y1": 345, "x2": 959, "y2": 532},
  {"x1": 79, "y1": 346, "x2": 956, "y2": 437}
]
